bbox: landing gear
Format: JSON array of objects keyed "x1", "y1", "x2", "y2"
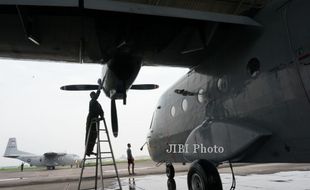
[
  {"x1": 187, "y1": 160, "x2": 222, "y2": 190},
  {"x1": 166, "y1": 163, "x2": 175, "y2": 179},
  {"x1": 47, "y1": 166, "x2": 55, "y2": 170},
  {"x1": 167, "y1": 178, "x2": 176, "y2": 190}
]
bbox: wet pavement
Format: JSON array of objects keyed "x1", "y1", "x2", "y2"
[
  {"x1": 1, "y1": 162, "x2": 310, "y2": 189},
  {"x1": 118, "y1": 171, "x2": 310, "y2": 190}
]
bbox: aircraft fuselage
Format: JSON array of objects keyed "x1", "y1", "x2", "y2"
[
  {"x1": 148, "y1": 0, "x2": 310, "y2": 164},
  {"x1": 16, "y1": 154, "x2": 80, "y2": 168}
]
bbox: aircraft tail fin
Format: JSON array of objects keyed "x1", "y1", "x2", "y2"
[{"x1": 3, "y1": 138, "x2": 33, "y2": 158}]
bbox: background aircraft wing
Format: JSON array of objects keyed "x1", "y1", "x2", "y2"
[{"x1": 44, "y1": 152, "x2": 66, "y2": 158}]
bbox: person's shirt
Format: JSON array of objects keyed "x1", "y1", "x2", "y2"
[
  {"x1": 88, "y1": 99, "x2": 103, "y2": 118},
  {"x1": 127, "y1": 148, "x2": 133, "y2": 160},
  {"x1": 88, "y1": 89, "x2": 103, "y2": 118}
]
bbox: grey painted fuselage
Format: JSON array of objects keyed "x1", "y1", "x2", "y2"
[
  {"x1": 147, "y1": 0, "x2": 310, "y2": 164},
  {"x1": 16, "y1": 154, "x2": 80, "y2": 168}
]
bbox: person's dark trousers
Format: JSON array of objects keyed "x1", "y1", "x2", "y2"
[{"x1": 85, "y1": 118, "x2": 98, "y2": 154}]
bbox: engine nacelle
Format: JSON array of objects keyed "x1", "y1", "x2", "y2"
[{"x1": 102, "y1": 52, "x2": 141, "y2": 102}]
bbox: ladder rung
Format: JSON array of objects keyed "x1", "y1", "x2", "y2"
[
  {"x1": 98, "y1": 140, "x2": 109, "y2": 142},
  {"x1": 99, "y1": 129, "x2": 106, "y2": 131},
  {"x1": 80, "y1": 187, "x2": 96, "y2": 190},
  {"x1": 100, "y1": 152, "x2": 112, "y2": 154},
  {"x1": 83, "y1": 157, "x2": 113, "y2": 161}
]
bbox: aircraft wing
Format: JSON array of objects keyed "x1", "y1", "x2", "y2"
[
  {"x1": 0, "y1": 1, "x2": 78, "y2": 7},
  {"x1": 44, "y1": 152, "x2": 66, "y2": 158},
  {"x1": 85, "y1": 1, "x2": 261, "y2": 26},
  {"x1": 0, "y1": 0, "x2": 265, "y2": 67}
]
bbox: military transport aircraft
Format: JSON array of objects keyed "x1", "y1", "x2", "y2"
[
  {"x1": 3, "y1": 138, "x2": 80, "y2": 170},
  {"x1": 0, "y1": 0, "x2": 310, "y2": 189}
]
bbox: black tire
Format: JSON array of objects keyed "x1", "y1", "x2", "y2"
[
  {"x1": 187, "y1": 160, "x2": 222, "y2": 190},
  {"x1": 167, "y1": 178, "x2": 176, "y2": 190},
  {"x1": 166, "y1": 163, "x2": 175, "y2": 179}
]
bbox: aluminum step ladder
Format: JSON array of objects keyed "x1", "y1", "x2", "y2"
[{"x1": 78, "y1": 118, "x2": 122, "y2": 190}]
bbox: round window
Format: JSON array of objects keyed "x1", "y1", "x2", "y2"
[
  {"x1": 182, "y1": 99, "x2": 188, "y2": 111},
  {"x1": 170, "y1": 106, "x2": 176, "y2": 117},
  {"x1": 198, "y1": 89, "x2": 205, "y2": 103}
]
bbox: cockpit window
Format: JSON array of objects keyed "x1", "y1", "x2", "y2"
[
  {"x1": 182, "y1": 99, "x2": 188, "y2": 111},
  {"x1": 170, "y1": 106, "x2": 176, "y2": 117},
  {"x1": 198, "y1": 89, "x2": 204, "y2": 103}
]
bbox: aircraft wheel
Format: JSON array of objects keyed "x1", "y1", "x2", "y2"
[
  {"x1": 187, "y1": 160, "x2": 222, "y2": 190},
  {"x1": 52, "y1": 166, "x2": 55, "y2": 170},
  {"x1": 166, "y1": 163, "x2": 175, "y2": 179}
]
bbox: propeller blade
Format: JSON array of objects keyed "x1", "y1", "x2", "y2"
[
  {"x1": 130, "y1": 84, "x2": 159, "y2": 90},
  {"x1": 60, "y1": 84, "x2": 100, "y2": 91},
  {"x1": 111, "y1": 99, "x2": 118, "y2": 137}
]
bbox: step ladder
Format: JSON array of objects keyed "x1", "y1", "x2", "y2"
[{"x1": 78, "y1": 118, "x2": 122, "y2": 190}]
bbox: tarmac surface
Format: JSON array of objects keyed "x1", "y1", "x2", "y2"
[{"x1": 0, "y1": 160, "x2": 310, "y2": 190}]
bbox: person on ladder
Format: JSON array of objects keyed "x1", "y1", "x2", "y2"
[{"x1": 85, "y1": 83, "x2": 104, "y2": 157}]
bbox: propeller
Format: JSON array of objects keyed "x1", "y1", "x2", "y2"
[
  {"x1": 60, "y1": 84, "x2": 100, "y2": 91},
  {"x1": 60, "y1": 82, "x2": 158, "y2": 138},
  {"x1": 130, "y1": 84, "x2": 159, "y2": 90},
  {"x1": 111, "y1": 99, "x2": 118, "y2": 137}
]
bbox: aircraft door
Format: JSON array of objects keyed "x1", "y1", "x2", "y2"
[{"x1": 286, "y1": 0, "x2": 310, "y2": 100}]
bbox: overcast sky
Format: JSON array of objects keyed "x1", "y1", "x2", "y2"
[{"x1": 0, "y1": 59, "x2": 188, "y2": 167}]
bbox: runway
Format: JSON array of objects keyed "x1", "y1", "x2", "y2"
[
  {"x1": 118, "y1": 171, "x2": 310, "y2": 190},
  {"x1": 0, "y1": 160, "x2": 310, "y2": 190}
]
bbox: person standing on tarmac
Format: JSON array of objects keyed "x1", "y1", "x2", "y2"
[
  {"x1": 20, "y1": 162, "x2": 24, "y2": 172},
  {"x1": 127, "y1": 143, "x2": 135, "y2": 175},
  {"x1": 85, "y1": 85, "x2": 104, "y2": 157}
]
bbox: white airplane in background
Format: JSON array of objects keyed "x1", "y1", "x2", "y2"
[{"x1": 3, "y1": 138, "x2": 81, "y2": 170}]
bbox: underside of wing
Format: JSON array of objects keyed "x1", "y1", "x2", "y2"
[
  {"x1": 0, "y1": 0, "x2": 267, "y2": 67},
  {"x1": 84, "y1": 0, "x2": 262, "y2": 26}
]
